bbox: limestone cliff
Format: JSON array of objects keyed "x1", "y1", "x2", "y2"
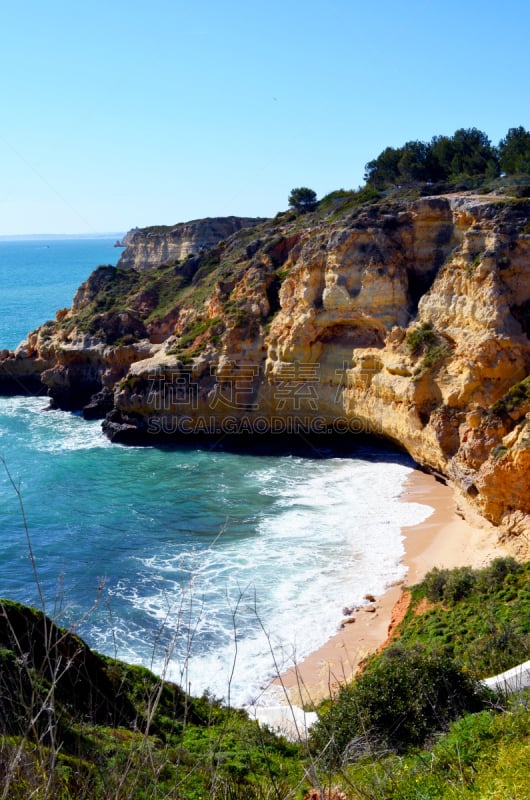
[
  {"x1": 117, "y1": 216, "x2": 266, "y2": 271},
  {"x1": 1, "y1": 192, "x2": 529, "y2": 547}
]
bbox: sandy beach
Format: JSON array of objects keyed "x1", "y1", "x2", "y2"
[{"x1": 268, "y1": 469, "x2": 508, "y2": 709}]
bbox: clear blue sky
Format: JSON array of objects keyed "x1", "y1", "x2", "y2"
[{"x1": 1, "y1": 0, "x2": 530, "y2": 235}]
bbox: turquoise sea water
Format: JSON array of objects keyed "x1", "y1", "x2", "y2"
[
  {"x1": 0, "y1": 238, "x2": 120, "y2": 350},
  {"x1": 0, "y1": 240, "x2": 432, "y2": 705}
]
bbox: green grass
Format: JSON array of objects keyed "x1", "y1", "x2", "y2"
[
  {"x1": 491, "y1": 443, "x2": 509, "y2": 459},
  {"x1": 0, "y1": 599, "x2": 304, "y2": 799},
  {"x1": 394, "y1": 559, "x2": 530, "y2": 676},
  {"x1": 167, "y1": 316, "x2": 224, "y2": 358},
  {"x1": 335, "y1": 699, "x2": 530, "y2": 799},
  {"x1": 1, "y1": 554, "x2": 529, "y2": 799},
  {"x1": 422, "y1": 342, "x2": 450, "y2": 368},
  {"x1": 305, "y1": 559, "x2": 530, "y2": 798},
  {"x1": 465, "y1": 251, "x2": 485, "y2": 275},
  {"x1": 52, "y1": 222, "x2": 290, "y2": 352},
  {"x1": 317, "y1": 186, "x2": 383, "y2": 220},
  {"x1": 407, "y1": 323, "x2": 451, "y2": 377},
  {"x1": 490, "y1": 375, "x2": 530, "y2": 415}
]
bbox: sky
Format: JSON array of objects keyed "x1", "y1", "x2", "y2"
[{"x1": 1, "y1": 0, "x2": 530, "y2": 235}]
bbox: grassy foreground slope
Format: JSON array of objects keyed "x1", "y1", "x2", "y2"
[
  {"x1": 0, "y1": 599, "x2": 303, "y2": 799},
  {"x1": 0, "y1": 557, "x2": 528, "y2": 798}
]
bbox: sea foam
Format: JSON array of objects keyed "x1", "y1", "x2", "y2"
[{"x1": 0, "y1": 399, "x2": 432, "y2": 708}]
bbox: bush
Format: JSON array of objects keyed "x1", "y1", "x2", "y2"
[
  {"x1": 310, "y1": 645, "x2": 485, "y2": 766},
  {"x1": 397, "y1": 560, "x2": 530, "y2": 678},
  {"x1": 423, "y1": 565, "x2": 479, "y2": 604},
  {"x1": 423, "y1": 566, "x2": 451, "y2": 602},
  {"x1": 443, "y1": 566, "x2": 477, "y2": 603},
  {"x1": 468, "y1": 620, "x2": 530, "y2": 677},
  {"x1": 423, "y1": 563, "x2": 522, "y2": 605},
  {"x1": 406, "y1": 321, "x2": 437, "y2": 355},
  {"x1": 423, "y1": 558, "x2": 484, "y2": 605},
  {"x1": 476, "y1": 557, "x2": 522, "y2": 592}
]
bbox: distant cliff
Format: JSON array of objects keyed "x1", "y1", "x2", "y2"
[
  {"x1": 117, "y1": 216, "x2": 266, "y2": 271},
  {"x1": 1, "y1": 192, "x2": 529, "y2": 548}
]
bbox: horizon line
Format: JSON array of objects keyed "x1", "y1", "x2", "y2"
[{"x1": 0, "y1": 232, "x2": 126, "y2": 242}]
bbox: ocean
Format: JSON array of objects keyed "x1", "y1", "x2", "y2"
[{"x1": 0, "y1": 239, "x2": 432, "y2": 706}]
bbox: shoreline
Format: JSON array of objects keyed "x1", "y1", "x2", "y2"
[{"x1": 264, "y1": 468, "x2": 508, "y2": 710}]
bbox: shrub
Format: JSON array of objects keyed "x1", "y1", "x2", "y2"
[
  {"x1": 476, "y1": 557, "x2": 522, "y2": 593},
  {"x1": 406, "y1": 321, "x2": 437, "y2": 355},
  {"x1": 468, "y1": 620, "x2": 530, "y2": 677},
  {"x1": 491, "y1": 443, "x2": 509, "y2": 459},
  {"x1": 310, "y1": 645, "x2": 485, "y2": 766},
  {"x1": 442, "y1": 566, "x2": 477, "y2": 603},
  {"x1": 422, "y1": 342, "x2": 450, "y2": 369},
  {"x1": 423, "y1": 566, "x2": 451, "y2": 602},
  {"x1": 319, "y1": 185, "x2": 383, "y2": 220},
  {"x1": 396, "y1": 560, "x2": 530, "y2": 677},
  {"x1": 422, "y1": 565, "x2": 478, "y2": 604}
]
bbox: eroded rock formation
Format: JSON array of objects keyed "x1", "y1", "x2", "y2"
[
  {"x1": 117, "y1": 216, "x2": 266, "y2": 271},
  {"x1": 1, "y1": 195, "x2": 529, "y2": 544}
]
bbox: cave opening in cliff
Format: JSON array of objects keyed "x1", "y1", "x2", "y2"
[
  {"x1": 510, "y1": 298, "x2": 530, "y2": 339},
  {"x1": 407, "y1": 265, "x2": 440, "y2": 318}
]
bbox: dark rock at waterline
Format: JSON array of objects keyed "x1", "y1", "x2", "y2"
[
  {"x1": 47, "y1": 374, "x2": 103, "y2": 412},
  {"x1": 83, "y1": 387, "x2": 115, "y2": 420},
  {"x1": 102, "y1": 409, "x2": 149, "y2": 444}
]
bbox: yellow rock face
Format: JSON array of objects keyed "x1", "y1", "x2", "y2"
[
  {"x1": 261, "y1": 195, "x2": 530, "y2": 538},
  {"x1": 117, "y1": 217, "x2": 264, "y2": 271},
  {"x1": 2, "y1": 194, "x2": 529, "y2": 541}
]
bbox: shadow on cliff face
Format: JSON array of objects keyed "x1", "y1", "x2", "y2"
[
  {"x1": 102, "y1": 407, "x2": 420, "y2": 467},
  {"x1": 407, "y1": 265, "x2": 442, "y2": 318},
  {"x1": 510, "y1": 298, "x2": 530, "y2": 338}
]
